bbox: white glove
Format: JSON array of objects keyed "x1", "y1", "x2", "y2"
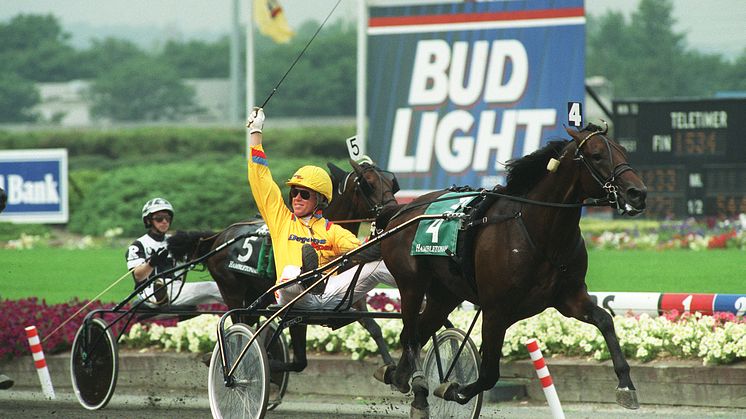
[{"x1": 246, "y1": 107, "x2": 265, "y2": 134}]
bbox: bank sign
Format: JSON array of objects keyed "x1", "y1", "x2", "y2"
[
  {"x1": 366, "y1": 0, "x2": 585, "y2": 193},
  {"x1": 0, "y1": 149, "x2": 68, "y2": 223}
]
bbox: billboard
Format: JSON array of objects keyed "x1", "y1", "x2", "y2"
[
  {"x1": 614, "y1": 98, "x2": 746, "y2": 218},
  {"x1": 0, "y1": 149, "x2": 69, "y2": 223},
  {"x1": 365, "y1": 0, "x2": 585, "y2": 196}
]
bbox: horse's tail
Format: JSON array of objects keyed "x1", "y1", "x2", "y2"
[{"x1": 168, "y1": 230, "x2": 218, "y2": 260}]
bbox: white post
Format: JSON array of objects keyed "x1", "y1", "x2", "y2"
[
  {"x1": 25, "y1": 326, "x2": 55, "y2": 399},
  {"x1": 356, "y1": 0, "x2": 368, "y2": 155},
  {"x1": 230, "y1": 0, "x2": 241, "y2": 123},
  {"x1": 246, "y1": 0, "x2": 256, "y2": 159},
  {"x1": 526, "y1": 338, "x2": 564, "y2": 419}
]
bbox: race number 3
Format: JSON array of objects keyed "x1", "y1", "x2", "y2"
[
  {"x1": 567, "y1": 102, "x2": 583, "y2": 127},
  {"x1": 346, "y1": 136, "x2": 361, "y2": 160}
]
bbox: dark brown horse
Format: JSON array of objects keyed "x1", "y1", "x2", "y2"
[
  {"x1": 377, "y1": 124, "x2": 647, "y2": 416},
  {"x1": 168, "y1": 159, "x2": 399, "y2": 371}
]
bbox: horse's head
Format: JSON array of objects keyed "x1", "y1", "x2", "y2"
[
  {"x1": 327, "y1": 158, "x2": 399, "y2": 218},
  {"x1": 564, "y1": 122, "x2": 647, "y2": 215}
]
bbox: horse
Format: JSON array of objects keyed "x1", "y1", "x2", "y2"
[
  {"x1": 375, "y1": 123, "x2": 647, "y2": 417},
  {"x1": 168, "y1": 158, "x2": 400, "y2": 372}
]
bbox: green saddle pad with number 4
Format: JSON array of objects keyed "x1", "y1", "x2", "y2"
[{"x1": 411, "y1": 192, "x2": 479, "y2": 256}]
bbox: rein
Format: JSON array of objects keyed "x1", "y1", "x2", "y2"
[
  {"x1": 334, "y1": 217, "x2": 375, "y2": 225},
  {"x1": 388, "y1": 189, "x2": 609, "y2": 223}
]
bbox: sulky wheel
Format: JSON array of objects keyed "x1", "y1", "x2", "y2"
[
  {"x1": 208, "y1": 323, "x2": 269, "y2": 419},
  {"x1": 261, "y1": 322, "x2": 289, "y2": 411},
  {"x1": 70, "y1": 317, "x2": 119, "y2": 410},
  {"x1": 423, "y1": 327, "x2": 483, "y2": 419}
]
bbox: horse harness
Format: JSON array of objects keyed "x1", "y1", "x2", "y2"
[
  {"x1": 408, "y1": 186, "x2": 585, "y2": 299},
  {"x1": 338, "y1": 164, "x2": 399, "y2": 218},
  {"x1": 572, "y1": 126, "x2": 638, "y2": 214}
]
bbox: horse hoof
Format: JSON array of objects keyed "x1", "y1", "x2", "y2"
[
  {"x1": 616, "y1": 387, "x2": 640, "y2": 409},
  {"x1": 373, "y1": 364, "x2": 395, "y2": 385},
  {"x1": 433, "y1": 381, "x2": 458, "y2": 400},
  {"x1": 411, "y1": 373, "x2": 428, "y2": 395},
  {"x1": 200, "y1": 352, "x2": 212, "y2": 367},
  {"x1": 409, "y1": 404, "x2": 429, "y2": 419}
]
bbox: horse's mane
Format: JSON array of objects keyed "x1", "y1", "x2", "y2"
[{"x1": 504, "y1": 140, "x2": 568, "y2": 196}]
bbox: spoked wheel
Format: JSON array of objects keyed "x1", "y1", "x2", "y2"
[
  {"x1": 208, "y1": 323, "x2": 269, "y2": 419},
  {"x1": 70, "y1": 318, "x2": 118, "y2": 410},
  {"x1": 260, "y1": 322, "x2": 289, "y2": 411},
  {"x1": 423, "y1": 328, "x2": 483, "y2": 419}
]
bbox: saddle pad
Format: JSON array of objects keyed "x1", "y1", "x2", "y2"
[
  {"x1": 411, "y1": 192, "x2": 478, "y2": 256},
  {"x1": 225, "y1": 223, "x2": 271, "y2": 276}
]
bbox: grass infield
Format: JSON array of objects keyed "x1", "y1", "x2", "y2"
[{"x1": 1, "y1": 248, "x2": 743, "y2": 304}]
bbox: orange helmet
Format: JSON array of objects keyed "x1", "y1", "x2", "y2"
[{"x1": 286, "y1": 166, "x2": 333, "y2": 203}]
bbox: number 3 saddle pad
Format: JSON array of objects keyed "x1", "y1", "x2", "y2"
[{"x1": 411, "y1": 192, "x2": 479, "y2": 256}]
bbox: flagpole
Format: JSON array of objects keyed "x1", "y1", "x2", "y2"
[
  {"x1": 230, "y1": 0, "x2": 241, "y2": 123},
  {"x1": 356, "y1": 0, "x2": 367, "y2": 155},
  {"x1": 246, "y1": 0, "x2": 255, "y2": 159}
]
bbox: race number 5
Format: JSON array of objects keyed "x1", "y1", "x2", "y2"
[
  {"x1": 236, "y1": 238, "x2": 253, "y2": 263},
  {"x1": 567, "y1": 102, "x2": 583, "y2": 127},
  {"x1": 346, "y1": 136, "x2": 362, "y2": 160}
]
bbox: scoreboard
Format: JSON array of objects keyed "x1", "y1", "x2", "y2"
[{"x1": 613, "y1": 98, "x2": 746, "y2": 218}]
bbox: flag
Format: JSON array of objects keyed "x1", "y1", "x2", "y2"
[{"x1": 253, "y1": 0, "x2": 294, "y2": 44}]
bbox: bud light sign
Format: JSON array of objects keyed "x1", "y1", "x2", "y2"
[
  {"x1": 0, "y1": 149, "x2": 68, "y2": 223},
  {"x1": 366, "y1": 0, "x2": 585, "y2": 195}
]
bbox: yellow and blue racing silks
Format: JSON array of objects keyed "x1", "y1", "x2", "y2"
[{"x1": 248, "y1": 144, "x2": 360, "y2": 284}]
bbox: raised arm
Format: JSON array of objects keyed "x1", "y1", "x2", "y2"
[{"x1": 247, "y1": 107, "x2": 264, "y2": 147}]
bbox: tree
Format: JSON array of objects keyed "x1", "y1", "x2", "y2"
[
  {"x1": 0, "y1": 14, "x2": 81, "y2": 81},
  {"x1": 160, "y1": 37, "x2": 231, "y2": 78},
  {"x1": 88, "y1": 57, "x2": 198, "y2": 121},
  {"x1": 254, "y1": 21, "x2": 356, "y2": 116},
  {"x1": 586, "y1": 0, "x2": 742, "y2": 98},
  {"x1": 723, "y1": 49, "x2": 746, "y2": 91},
  {"x1": 0, "y1": 73, "x2": 39, "y2": 122},
  {"x1": 76, "y1": 38, "x2": 148, "y2": 79}
]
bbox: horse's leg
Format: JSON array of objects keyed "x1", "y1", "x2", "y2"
[
  {"x1": 353, "y1": 299, "x2": 395, "y2": 366},
  {"x1": 558, "y1": 293, "x2": 639, "y2": 409},
  {"x1": 380, "y1": 284, "x2": 426, "y2": 395},
  {"x1": 269, "y1": 324, "x2": 308, "y2": 373},
  {"x1": 399, "y1": 289, "x2": 461, "y2": 416},
  {"x1": 437, "y1": 308, "x2": 506, "y2": 404}
]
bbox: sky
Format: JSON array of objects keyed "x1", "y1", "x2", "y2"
[{"x1": 0, "y1": 0, "x2": 743, "y2": 59}]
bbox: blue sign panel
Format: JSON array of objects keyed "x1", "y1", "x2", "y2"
[
  {"x1": 713, "y1": 294, "x2": 746, "y2": 316},
  {"x1": 366, "y1": 0, "x2": 585, "y2": 196},
  {"x1": 0, "y1": 149, "x2": 68, "y2": 223}
]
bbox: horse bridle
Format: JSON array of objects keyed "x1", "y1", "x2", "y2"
[
  {"x1": 340, "y1": 164, "x2": 399, "y2": 217},
  {"x1": 572, "y1": 123, "x2": 636, "y2": 213}
]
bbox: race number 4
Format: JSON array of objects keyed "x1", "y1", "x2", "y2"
[
  {"x1": 346, "y1": 136, "x2": 362, "y2": 160},
  {"x1": 426, "y1": 219, "x2": 445, "y2": 243},
  {"x1": 567, "y1": 102, "x2": 583, "y2": 127}
]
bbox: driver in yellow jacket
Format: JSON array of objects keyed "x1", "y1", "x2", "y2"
[{"x1": 246, "y1": 108, "x2": 395, "y2": 309}]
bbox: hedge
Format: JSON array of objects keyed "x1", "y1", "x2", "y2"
[
  {"x1": 68, "y1": 154, "x2": 348, "y2": 237},
  {"x1": 0, "y1": 125, "x2": 357, "y2": 237},
  {"x1": 0, "y1": 125, "x2": 355, "y2": 170}
]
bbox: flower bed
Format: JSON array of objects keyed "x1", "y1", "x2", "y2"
[
  {"x1": 2, "y1": 296, "x2": 743, "y2": 366},
  {"x1": 0, "y1": 298, "x2": 132, "y2": 361},
  {"x1": 581, "y1": 216, "x2": 746, "y2": 250},
  {"x1": 118, "y1": 306, "x2": 746, "y2": 366}
]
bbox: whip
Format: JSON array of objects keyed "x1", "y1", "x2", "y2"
[
  {"x1": 41, "y1": 266, "x2": 136, "y2": 343},
  {"x1": 259, "y1": 0, "x2": 342, "y2": 109}
]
